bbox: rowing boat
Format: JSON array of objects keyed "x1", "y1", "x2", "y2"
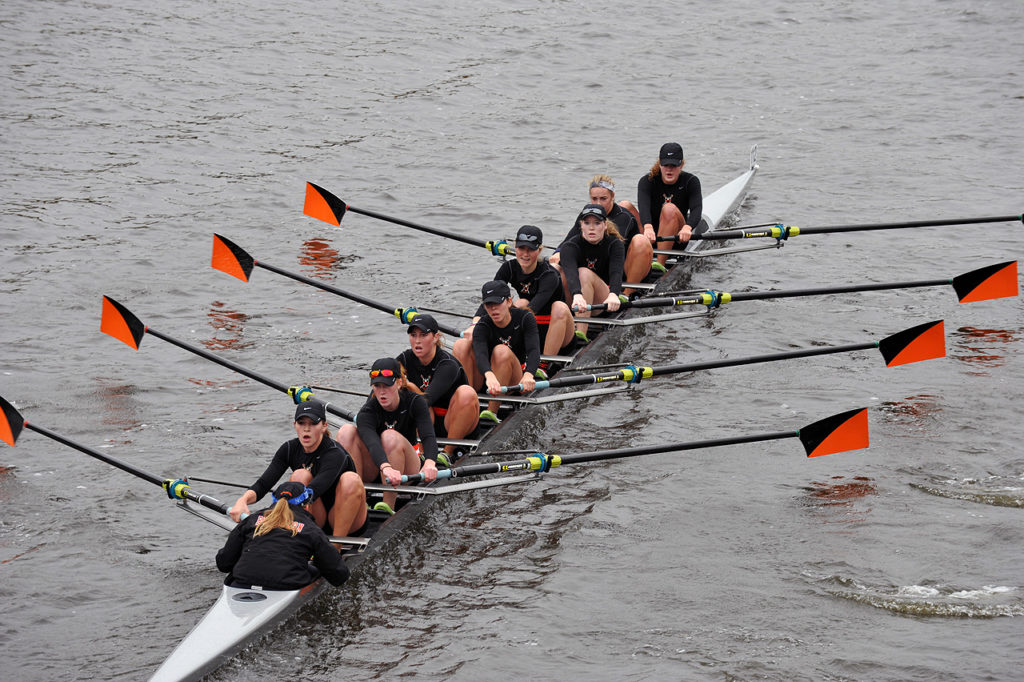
[{"x1": 146, "y1": 150, "x2": 759, "y2": 681}]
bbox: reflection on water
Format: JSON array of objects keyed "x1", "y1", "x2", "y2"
[
  {"x1": 298, "y1": 238, "x2": 343, "y2": 279},
  {"x1": 93, "y1": 382, "x2": 142, "y2": 433},
  {"x1": 800, "y1": 475, "x2": 877, "y2": 524},
  {"x1": 200, "y1": 301, "x2": 250, "y2": 352},
  {"x1": 877, "y1": 394, "x2": 942, "y2": 436},
  {"x1": 950, "y1": 326, "x2": 1021, "y2": 373}
]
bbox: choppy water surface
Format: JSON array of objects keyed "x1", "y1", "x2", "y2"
[{"x1": 1, "y1": 0, "x2": 1022, "y2": 680}]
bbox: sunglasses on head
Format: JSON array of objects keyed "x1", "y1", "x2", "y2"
[{"x1": 370, "y1": 369, "x2": 395, "y2": 378}]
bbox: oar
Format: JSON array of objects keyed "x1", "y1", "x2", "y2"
[
  {"x1": 585, "y1": 262, "x2": 1019, "y2": 312},
  {"x1": 0, "y1": 395, "x2": 230, "y2": 516},
  {"x1": 658, "y1": 213, "x2": 1023, "y2": 242},
  {"x1": 401, "y1": 407, "x2": 869, "y2": 484},
  {"x1": 211, "y1": 234, "x2": 465, "y2": 337},
  {"x1": 304, "y1": 182, "x2": 514, "y2": 257},
  {"x1": 99, "y1": 295, "x2": 357, "y2": 423},
  {"x1": 502, "y1": 320, "x2": 945, "y2": 393}
]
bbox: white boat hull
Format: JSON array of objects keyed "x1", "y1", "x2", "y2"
[{"x1": 149, "y1": 581, "x2": 327, "y2": 682}]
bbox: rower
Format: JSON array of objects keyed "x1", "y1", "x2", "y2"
[
  {"x1": 217, "y1": 481, "x2": 351, "y2": 590},
  {"x1": 336, "y1": 357, "x2": 440, "y2": 515},
  {"x1": 452, "y1": 280, "x2": 540, "y2": 424},
  {"x1": 228, "y1": 401, "x2": 368, "y2": 538},
  {"x1": 552, "y1": 175, "x2": 657, "y2": 297},
  {"x1": 629, "y1": 142, "x2": 703, "y2": 267},
  {"x1": 557, "y1": 203, "x2": 625, "y2": 340},
  {"x1": 396, "y1": 313, "x2": 479, "y2": 462},
  {"x1": 461, "y1": 226, "x2": 574, "y2": 378}
]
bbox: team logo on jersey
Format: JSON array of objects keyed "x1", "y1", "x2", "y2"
[
  {"x1": 418, "y1": 376, "x2": 431, "y2": 390},
  {"x1": 520, "y1": 281, "x2": 532, "y2": 294},
  {"x1": 254, "y1": 515, "x2": 304, "y2": 532},
  {"x1": 384, "y1": 419, "x2": 398, "y2": 430},
  {"x1": 499, "y1": 335, "x2": 513, "y2": 347},
  {"x1": 586, "y1": 257, "x2": 598, "y2": 270},
  {"x1": 663, "y1": 192, "x2": 675, "y2": 204}
]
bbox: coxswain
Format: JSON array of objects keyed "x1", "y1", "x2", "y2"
[
  {"x1": 631, "y1": 142, "x2": 703, "y2": 267},
  {"x1": 462, "y1": 226, "x2": 574, "y2": 378},
  {"x1": 228, "y1": 401, "x2": 367, "y2": 538},
  {"x1": 557, "y1": 203, "x2": 624, "y2": 341},
  {"x1": 217, "y1": 481, "x2": 350, "y2": 590},
  {"x1": 336, "y1": 357, "x2": 440, "y2": 515},
  {"x1": 396, "y1": 313, "x2": 479, "y2": 462},
  {"x1": 452, "y1": 280, "x2": 540, "y2": 424}
]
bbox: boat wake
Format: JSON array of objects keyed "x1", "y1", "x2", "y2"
[
  {"x1": 909, "y1": 475, "x2": 1024, "y2": 508},
  {"x1": 810, "y1": 574, "x2": 1023, "y2": 618}
]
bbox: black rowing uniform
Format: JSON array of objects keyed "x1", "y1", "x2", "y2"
[
  {"x1": 562, "y1": 203, "x2": 641, "y2": 252},
  {"x1": 216, "y1": 504, "x2": 350, "y2": 590},
  {"x1": 472, "y1": 306, "x2": 540, "y2": 376},
  {"x1": 395, "y1": 347, "x2": 468, "y2": 433},
  {"x1": 637, "y1": 170, "x2": 703, "y2": 248},
  {"x1": 248, "y1": 437, "x2": 355, "y2": 516},
  {"x1": 475, "y1": 260, "x2": 565, "y2": 350},
  {"x1": 355, "y1": 390, "x2": 439, "y2": 476},
  {"x1": 558, "y1": 233, "x2": 625, "y2": 297}
]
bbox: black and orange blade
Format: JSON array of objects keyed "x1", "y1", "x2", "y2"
[
  {"x1": 100, "y1": 296, "x2": 146, "y2": 350},
  {"x1": 952, "y1": 261, "x2": 1018, "y2": 303},
  {"x1": 798, "y1": 408, "x2": 869, "y2": 458},
  {"x1": 878, "y1": 320, "x2": 946, "y2": 367},
  {"x1": 303, "y1": 182, "x2": 347, "y2": 226},
  {"x1": 0, "y1": 395, "x2": 24, "y2": 447},
  {"x1": 211, "y1": 234, "x2": 254, "y2": 283}
]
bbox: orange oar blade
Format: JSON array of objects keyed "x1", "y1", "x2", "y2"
[
  {"x1": 879, "y1": 320, "x2": 946, "y2": 367},
  {"x1": 953, "y1": 261, "x2": 1019, "y2": 303},
  {"x1": 0, "y1": 395, "x2": 25, "y2": 447},
  {"x1": 303, "y1": 182, "x2": 347, "y2": 226},
  {"x1": 211, "y1": 234, "x2": 254, "y2": 283},
  {"x1": 100, "y1": 296, "x2": 146, "y2": 350},
  {"x1": 798, "y1": 408, "x2": 869, "y2": 458}
]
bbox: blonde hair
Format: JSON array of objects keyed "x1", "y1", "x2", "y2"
[
  {"x1": 253, "y1": 498, "x2": 300, "y2": 537},
  {"x1": 588, "y1": 174, "x2": 615, "y2": 195}
]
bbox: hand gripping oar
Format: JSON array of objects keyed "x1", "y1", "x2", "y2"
[
  {"x1": 0, "y1": 395, "x2": 230, "y2": 516},
  {"x1": 585, "y1": 261, "x2": 1020, "y2": 312},
  {"x1": 657, "y1": 213, "x2": 1023, "y2": 243},
  {"x1": 400, "y1": 408, "x2": 870, "y2": 484},
  {"x1": 502, "y1": 320, "x2": 946, "y2": 393},
  {"x1": 303, "y1": 182, "x2": 514, "y2": 257},
  {"x1": 99, "y1": 295, "x2": 357, "y2": 422},
  {"x1": 211, "y1": 234, "x2": 465, "y2": 337}
]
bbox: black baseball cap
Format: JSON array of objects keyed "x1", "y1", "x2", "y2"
[
  {"x1": 579, "y1": 203, "x2": 607, "y2": 221},
  {"x1": 272, "y1": 481, "x2": 310, "y2": 505},
  {"x1": 515, "y1": 225, "x2": 543, "y2": 250},
  {"x1": 407, "y1": 313, "x2": 439, "y2": 334},
  {"x1": 481, "y1": 280, "x2": 511, "y2": 304},
  {"x1": 659, "y1": 142, "x2": 684, "y2": 166},
  {"x1": 370, "y1": 357, "x2": 400, "y2": 385},
  {"x1": 294, "y1": 401, "x2": 327, "y2": 423}
]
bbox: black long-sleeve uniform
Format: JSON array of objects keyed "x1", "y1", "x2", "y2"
[{"x1": 216, "y1": 505, "x2": 350, "y2": 590}]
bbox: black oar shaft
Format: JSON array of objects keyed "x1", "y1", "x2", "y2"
[
  {"x1": 144, "y1": 327, "x2": 357, "y2": 422},
  {"x1": 23, "y1": 422, "x2": 229, "y2": 515},
  {"x1": 726, "y1": 278, "x2": 949, "y2": 302},
  {"x1": 796, "y1": 214, "x2": 1021, "y2": 234},
  {"x1": 346, "y1": 205, "x2": 485, "y2": 249}
]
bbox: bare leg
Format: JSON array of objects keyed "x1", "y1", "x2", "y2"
[
  {"x1": 329, "y1": 471, "x2": 367, "y2": 537},
  {"x1": 379, "y1": 430, "x2": 418, "y2": 510},
  {"x1": 487, "y1": 345, "x2": 523, "y2": 414},
  {"x1": 453, "y1": 337, "x2": 483, "y2": 390},
  {"x1": 574, "y1": 268, "x2": 611, "y2": 338},
  {"x1": 624, "y1": 234, "x2": 654, "y2": 295},
  {"x1": 544, "y1": 300, "x2": 575, "y2": 355},
  {"x1": 656, "y1": 204, "x2": 686, "y2": 267},
  {"x1": 337, "y1": 424, "x2": 374, "y2": 483},
  {"x1": 443, "y1": 384, "x2": 480, "y2": 456}
]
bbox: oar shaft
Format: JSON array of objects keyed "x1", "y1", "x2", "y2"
[
  {"x1": 726, "y1": 278, "x2": 949, "y2": 302},
  {"x1": 23, "y1": 422, "x2": 230, "y2": 515},
  {"x1": 345, "y1": 205, "x2": 486, "y2": 249},
  {"x1": 649, "y1": 341, "x2": 878, "y2": 377},
  {"x1": 697, "y1": 214, "x2": 1022, "y2": 240},
  {"x1": 143, "y1": 327, "x2": 357, "y2": 422}
]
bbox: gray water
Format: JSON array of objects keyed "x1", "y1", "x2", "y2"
[{"x1": 1, "y1": 0, "x2": 1022, "y2": 680}]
